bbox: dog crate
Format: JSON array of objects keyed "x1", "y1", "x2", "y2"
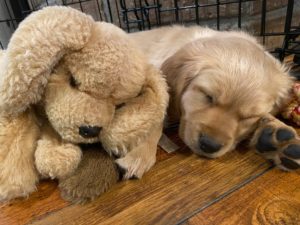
[{"x1": 0, "y1": 0, "x2": 299, "y2": 63}]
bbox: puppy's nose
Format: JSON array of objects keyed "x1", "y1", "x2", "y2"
[
  {"x1": 198, "y1": 134, "x2": 222, "y2": 153},
  {"x1": 79, "y1": 126, "x2": 102, "y2": 138}
]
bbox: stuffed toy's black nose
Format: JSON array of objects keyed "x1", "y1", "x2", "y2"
[
  {"x1": 79, "y1": 126, "x2": 102, "y2": 138},
  {"x1": 198, "y1": 134, "x2": 222, "y2": 153}
]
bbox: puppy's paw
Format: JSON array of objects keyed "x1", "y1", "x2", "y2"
[
  {"x1": 58, "y1": 149, "x2": 119, "y2": 204},
  {"x1": 101, "y1": 141, "x2": 128, "y2": 158},
  {"x1": 116, "y1": 154, "x2": 155, "y2": 180},
  {"x1": 35, "y1": 141, "x2": 82, "y2": 179},
  {"x1": 252, "y1": 117, "x2": 300, "y2": 171}
]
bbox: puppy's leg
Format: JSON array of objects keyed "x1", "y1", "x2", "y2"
[
  {"x1": 0, "y1": 110, "x2": 40, "y2": 201},
  {"x1": 116, "y1": 125, "x2": 162, "y2": 179},
  {"x1": 59, "y1": 148, "x2": 119, "y2": 204},
  {"x1": 35, "y1": 125, "x2": 82, "y2": 179},
  {"x1": 251, "y1": 114, "x2": 300, "y2": 171},
  {"x1": 100, "y1": 66, "x2": 169, "y2": 158}
]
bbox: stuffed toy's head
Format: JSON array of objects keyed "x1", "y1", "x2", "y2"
[
  {"x1": 0, "y1": 6, "x2": 165, "y2": 144},
  {"x1": 0, "y1": 6, "x2": 168, "y2": 202}
]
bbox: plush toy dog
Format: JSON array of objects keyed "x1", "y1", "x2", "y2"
[{"x1": 0, "y1": 6, "x2": 168, "y2": 202}]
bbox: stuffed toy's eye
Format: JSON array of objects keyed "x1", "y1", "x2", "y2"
[
  {"x1": 205, "y1": 94, "x2": 213, "y2": 104},
  {"x1": 116, "y1": 103, "x2": 125, "y2": 110},
  {"x1": 70, "y1": 75, "x2": 78, "y2": 88}
]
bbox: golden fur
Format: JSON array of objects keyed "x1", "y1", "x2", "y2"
[
  {"x1": 131, "y1": 26, "x2": 297, "y2": 163},
  {"x1": 0, "y1": 6, "x2": 168, "y2": 201}
]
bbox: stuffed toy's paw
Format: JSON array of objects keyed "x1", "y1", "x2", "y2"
[
  {"x1": 58, "y1": 145, "x2": 119, "y2": 204},
  {"x1": 35, "y1": 141, "x2": 82, "y2": 179}
]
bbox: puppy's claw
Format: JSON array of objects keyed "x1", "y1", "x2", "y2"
[
  {"x1": 120, "y1": 144, "x2": 128, "y2": 155},
  {"x1": 116, "y1": 155, "x2": 154, "y2": 180}
]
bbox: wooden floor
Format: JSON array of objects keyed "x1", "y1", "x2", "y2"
[{"x1": 0, "y1": 127, "x2": 299, "y2": 225}]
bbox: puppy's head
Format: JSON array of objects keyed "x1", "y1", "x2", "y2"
[{"x1": 162, "y1": 33, "x2": 293, "y2": 158}]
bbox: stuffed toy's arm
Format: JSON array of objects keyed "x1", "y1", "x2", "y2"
[
  {"x1": 101, "y1": 66, "x2": 169, "y2": 157},
  {"x1": 35, "y1": 124, "x2": 82, "y2": 179}
]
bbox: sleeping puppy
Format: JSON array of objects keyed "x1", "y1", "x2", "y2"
[{"x1": 131, "y1": 26, "x2": 300, "y2": 171}]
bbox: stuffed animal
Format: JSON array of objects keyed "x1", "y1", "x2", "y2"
[
  {"x1": 281, "y1": 82, "x2": 300, "y2": 126},
  {"x1": 0, "y1": 6, "x2": 168, "y2": 202}
]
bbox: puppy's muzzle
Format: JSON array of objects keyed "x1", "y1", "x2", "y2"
[
  {"x1": 79, "y1": 126, "x2": 102, "y2": 138},
  {"x1": 198, "y1": 134, "x2": 222, "y2": 153}
]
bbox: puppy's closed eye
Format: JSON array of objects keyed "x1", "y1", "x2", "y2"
[{"x1": 193, "y1": 86, "x2": 214, "y2": 105}]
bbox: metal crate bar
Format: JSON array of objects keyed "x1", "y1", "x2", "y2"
[{"x1": 0, "y1": 0, "x2": 298, "y2": 63}]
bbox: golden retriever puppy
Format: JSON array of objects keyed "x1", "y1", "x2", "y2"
[{"x1": 131, "y1": 26, "x2": 300, "y2": 171}]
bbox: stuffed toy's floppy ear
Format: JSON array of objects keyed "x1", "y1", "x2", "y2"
[
  {"x1": 0, "y1": 109, "x2": 40, "y2": 201},
  {"x1": 101, "y1": 65, "x2": 169, "y2": 156},
  {"x1": 0, "y1": 51, "x2": 41, "y2": 201},
  {"x1": 0, "y1": 6, "x2": 93, "y2": 116}
]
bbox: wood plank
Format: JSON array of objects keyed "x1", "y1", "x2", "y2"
[
  {"x1": 29, "y1": 146, "x2": 270, "y2": 225},
  {"x1": 0, "y1": 180, "x2": 69, "y2": 225},
  {"x1": 184, "y1": 170, "x2": 300, "y2": 225}
]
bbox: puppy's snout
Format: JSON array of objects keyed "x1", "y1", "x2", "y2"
[
  {"x1": 198, "y1": 134, "x2": 222, "y2": 153},
  {"x1": 79, "y1": 126, "x2": 102, "y2": 138}
]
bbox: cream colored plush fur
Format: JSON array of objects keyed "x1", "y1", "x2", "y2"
[
  {"x1": 130, "y1": 26, "x2": 298, "y2": 168},
  {"x1": 0, "y1": 6, "x2": 168, "y2": 201}
]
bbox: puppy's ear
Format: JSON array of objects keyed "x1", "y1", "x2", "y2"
[
  {"x1": 0, "y1": 6, "x2": 93, "y2": 116},
  {"x1": 264, "y1": 53, "x2": 294, "y2": 114},
  {"x1": 101, "y1": 65, "x2": 169, "y2": 154},
  {"x1": 161, "y1": 51, "x2": 194, "y2": 122}
]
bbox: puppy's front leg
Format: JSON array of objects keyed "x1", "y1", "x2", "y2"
[
  {"x1": 35, "y1": 125, "x2": 82, "y2": 179},
  {"x1": 116, "y1": 125, "x2": 162, "y2": 179},
  {"x1": 100, "y1": 66, "x2": 168, "y2": 158},
  {"x1": 251, "y1": 114, "x2": 300, "y2": 171}
]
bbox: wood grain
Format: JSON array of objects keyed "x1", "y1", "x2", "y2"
[
  {"x1": 184, "y1": 170, "x2": 300, "y2": 225},
  {"x1": 29, "y1": 146, "x2": 270, "y2": 225}
]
